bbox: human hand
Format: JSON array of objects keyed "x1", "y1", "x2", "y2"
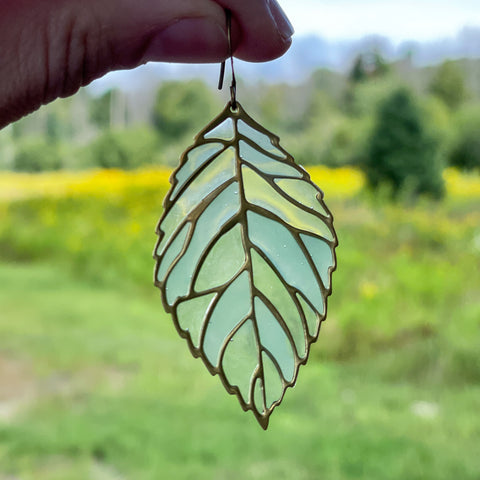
[{"x1": 0, "y1": 0, "x2": 293, "y2": 128}]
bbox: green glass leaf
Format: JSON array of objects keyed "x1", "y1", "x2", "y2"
[{"x1": 154, "y1": 102, "x2": 338, "y2": 429}]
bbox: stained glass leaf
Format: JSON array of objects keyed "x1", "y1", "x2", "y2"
[{"x1": 154, "y1": 102, "x2": 338, "y2": 429}]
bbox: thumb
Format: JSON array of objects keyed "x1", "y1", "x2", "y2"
[{"x1": 0, "y1": 0, "x2": 292, "y2": 128}]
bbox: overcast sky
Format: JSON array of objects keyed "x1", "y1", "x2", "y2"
[{"x1": 281, "y1": 0, "x2": 480, "y2": 42}]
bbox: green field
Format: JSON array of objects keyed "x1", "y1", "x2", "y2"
[{"x1": 0, "y1": 173, "x2": 479, "y2": 479}]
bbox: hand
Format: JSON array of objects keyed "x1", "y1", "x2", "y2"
[{"x1": 0, "y1": 0, "x2": 293, "y2": 128}]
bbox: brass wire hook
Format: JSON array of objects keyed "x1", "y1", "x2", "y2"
[{"x1": 217, "y1": 9, "x2": 237, "y2": 109}]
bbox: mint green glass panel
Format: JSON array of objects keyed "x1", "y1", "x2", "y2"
[
  {"x1": 247, "y1": 211, "x2": 325, "y2": 315},
  {"x1": 204, "y1": 118, "x2": 235, "y2": 141},
  {"x1": 300, "y1": 233, "x2": 334, "y2": 290},
  {"x1": 242, "y1": 166, "x2": 334, "y2": 241},
  {"x1": 195, "y1": 224, "x2": 245, "y2": 291},
  {"x1": 255, "y1": 297, "x2": 295, "y2": 382},
  {"x1": 174, "y1": 147, "x2": 235, "y2": 209},
  {"x1": 171, "y1": 143, "x2": 224, "y2": 200},
  {"x1": 202, "y1": 271, "x2": 251, "y2": 367},
  {"x1": 157, "y1": 148, "x2": 236, "y2": 255},
  {"x1": 156, "y1": 223, "x2": 190, "y2": 283},
  {"x1": 254, "y1": 378, "x2": 265, "y2": 414},
  {"x1": 222, "y1": 319, "x2": 258, "y2": 404},
  {"x1": 237, "y1": 120, "x2": 286, "y2": 158},
  {"x1": 251, "y1": 250, "x2": 306, "y2": 358},
  {"x1": 262, "y1": 352, "x2": 284, "y2": 408},
  {"x1": 165, "y1": 184, "x2": 239, "y2": 305},
  {"x1": 275, "y1": 178, "x2": 329, "y2": 217},
  {"x1": 297, "y1": 294, "x2": 320, "y2": 338},
  {"x1": 239, "y1": 141, "x2": 302, "y2": 178},
  {"x1": 176, "y1": 293, "x2": 216, "y2": 348},
  {"x1": 156, "y1": 206, "x2": 186, "y2": 258}
]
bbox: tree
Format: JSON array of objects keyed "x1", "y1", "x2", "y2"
[
  {"x1": 448, "y1": 108, "x2": 480, "y2": 171},
  {"x1": 348, "y1": 51, "x2": 390, "y2": 84},
  {"x1": 152, "y1": 80, "x2": 220, "y2": 141},
  {"x1": 371, "y1": 51, "x2": 390, "y2": 77},
  {"x1": 90, "y1": 90, "x2": 113, "y2": 129},
  {"x1": 362, "y1": 88, "x2": 444, "y2": 199},
  {"x1": 349, "y1": 55, "x2": 368, "y2": 84},
  {"x1": 429, "y1": 60, "x2": 467, "y2": 110}
]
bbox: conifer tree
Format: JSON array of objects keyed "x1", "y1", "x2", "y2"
[{"x1": 364, "y1": 88, "x2": 444, "y2": 198}]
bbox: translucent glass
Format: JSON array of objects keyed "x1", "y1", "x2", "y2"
[
  {"x1": 255, "y1": 297, "x2": 295, "y2": 382},
  {"x1": 251, "y1": 249, "x2": 306, "y2": 358},
  {"x1": 262, "y1": 352, "x2": 284, "y2": 408},
  {"x1": 275, "y1": 178, "x2": 329, "y2": 217},
  {"x1": 156, "y1": 223, "x2": 190, "y2": 283},
  {"x1": 156, "y1": 204, "x2": 187, "y2": 258},
  {"x1": 300, "y1": 233, "x2": 334, "y2": 290},
  {"x1": 253, "y1": 378, "x2": 265, "y2": 414},
  {"x1": 171, "y1": 143, "x2": 224, "y2": 201},
  {"x1": 165, "y1": 184, "x2": 239, "y2": 305},
  {"x1": 248, "y1": 211, "x2": 325, "y2": 315},
  {"x1": 239, "y1": 141, "x2": 301, "y2": 178},
  {"x1": 297, "y1": 293, "x2": 320, "y2": 338},
  {"x1": 202, "y1": 271, "x2": 251, "y2": 367},
  {"x1": 204, "y1": 118, "x2": 235, "y2": 141},
  {"x1": 237, "y1": 120, "x2": 286, "y2": 158},
  {"x1": 222, "y1": 319, "x2": 258, "y2": 404},
  {"x1": 174, "y1": 147, "x2": 236, "y2": 212},
  {"x1": 176, "y1": 293, "x2": 216, "y2": 348},
  {"x1": 157, "y1": 148, "x2": 236, "y2": 255},
  {"x1": 195, "y1": 224, "x2": 245, "y2": 291},
  {"x1": 242, "y1": 165, "x2": 334, "y2": 241}
]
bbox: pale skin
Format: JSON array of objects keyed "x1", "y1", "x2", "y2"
[{"x1": 0, "y1": 0, "x2": 294, "y2": 129}]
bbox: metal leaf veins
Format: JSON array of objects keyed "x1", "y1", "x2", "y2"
[{"x1": 153, "y1": 101, "x2": 338, "y2": 429}]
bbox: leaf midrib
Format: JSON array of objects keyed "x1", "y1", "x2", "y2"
[{"x1": 232, "y1": 116, "x2": 268, "y2": 416}]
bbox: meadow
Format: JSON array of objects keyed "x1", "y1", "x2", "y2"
[{"x1": 0, "y1": 166, "x2": 479, "y2": 479}]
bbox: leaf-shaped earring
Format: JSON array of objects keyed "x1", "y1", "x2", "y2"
[{"x1": 153, "y1": 10, "x2": 338, "y2": 429}]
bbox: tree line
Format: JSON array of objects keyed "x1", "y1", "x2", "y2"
[{"x1": 0, "y1": 53, "x2": 479, "y2": 199}]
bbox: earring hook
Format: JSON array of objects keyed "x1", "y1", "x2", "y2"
[{"x1": 217, "y1": 9, "x2": 237, "y2": 109}]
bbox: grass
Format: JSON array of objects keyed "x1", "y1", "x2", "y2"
[
  {"x1": 0, "y1": 263, "x2": 479, "y2": 480},
  {"x1": 0, "y1": 167, "x2": 479, "y2": 478}
]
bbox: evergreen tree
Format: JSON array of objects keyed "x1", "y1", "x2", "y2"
[
  {"x1": 363, "y1": 88, "x2": 444, "y2": 199},
  {"x1": 348, "y1": 51, "x2": 390, "y2": 84},
  {"x1": 349, "y1": 55, "x2": 368, "y2": 84}
]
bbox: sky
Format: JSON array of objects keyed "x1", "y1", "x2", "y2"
[{"x1": 280, "y1": 0, "x2": 480, "y2": 43}]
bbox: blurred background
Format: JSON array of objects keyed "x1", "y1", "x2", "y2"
[{"x1": 0, "y1": 0, "x2": 479, "y2": 478}]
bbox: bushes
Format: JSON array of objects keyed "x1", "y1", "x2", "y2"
[
  {"x1": 88, "y1": 127, "x2": 160, "y2": 170},
  {"x1": 450, "y1": 130, "x2": 480, "y2": 171},
  {"x1": 7, "y1": 128, "x2": 161, "y2": 173},
  {"x1": 13, "y1": 138, "x2": 63, "y2": 172},
  {"x1": 319, "y1": 117, "x2": 372, "y2": 167},
  {"x1": 429, "y1": 60, "x2": 468, "y2": 110},
  {"x1": 448, "y1": 108, "x2": 480, "y2": 171},
  {"x1": 361, "y1": 88, "x2": 445, "y2": 199}
]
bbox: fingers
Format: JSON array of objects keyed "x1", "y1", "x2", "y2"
[
  {"x1": 143, "y1": 0, "x2": 295, "y2": 63},
  {"x1": 0, "y1": 0, "x2": 294, "y2": 128},
  {"x1": 217, "y1": 0, "x2": 294, "y2": 62}
]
